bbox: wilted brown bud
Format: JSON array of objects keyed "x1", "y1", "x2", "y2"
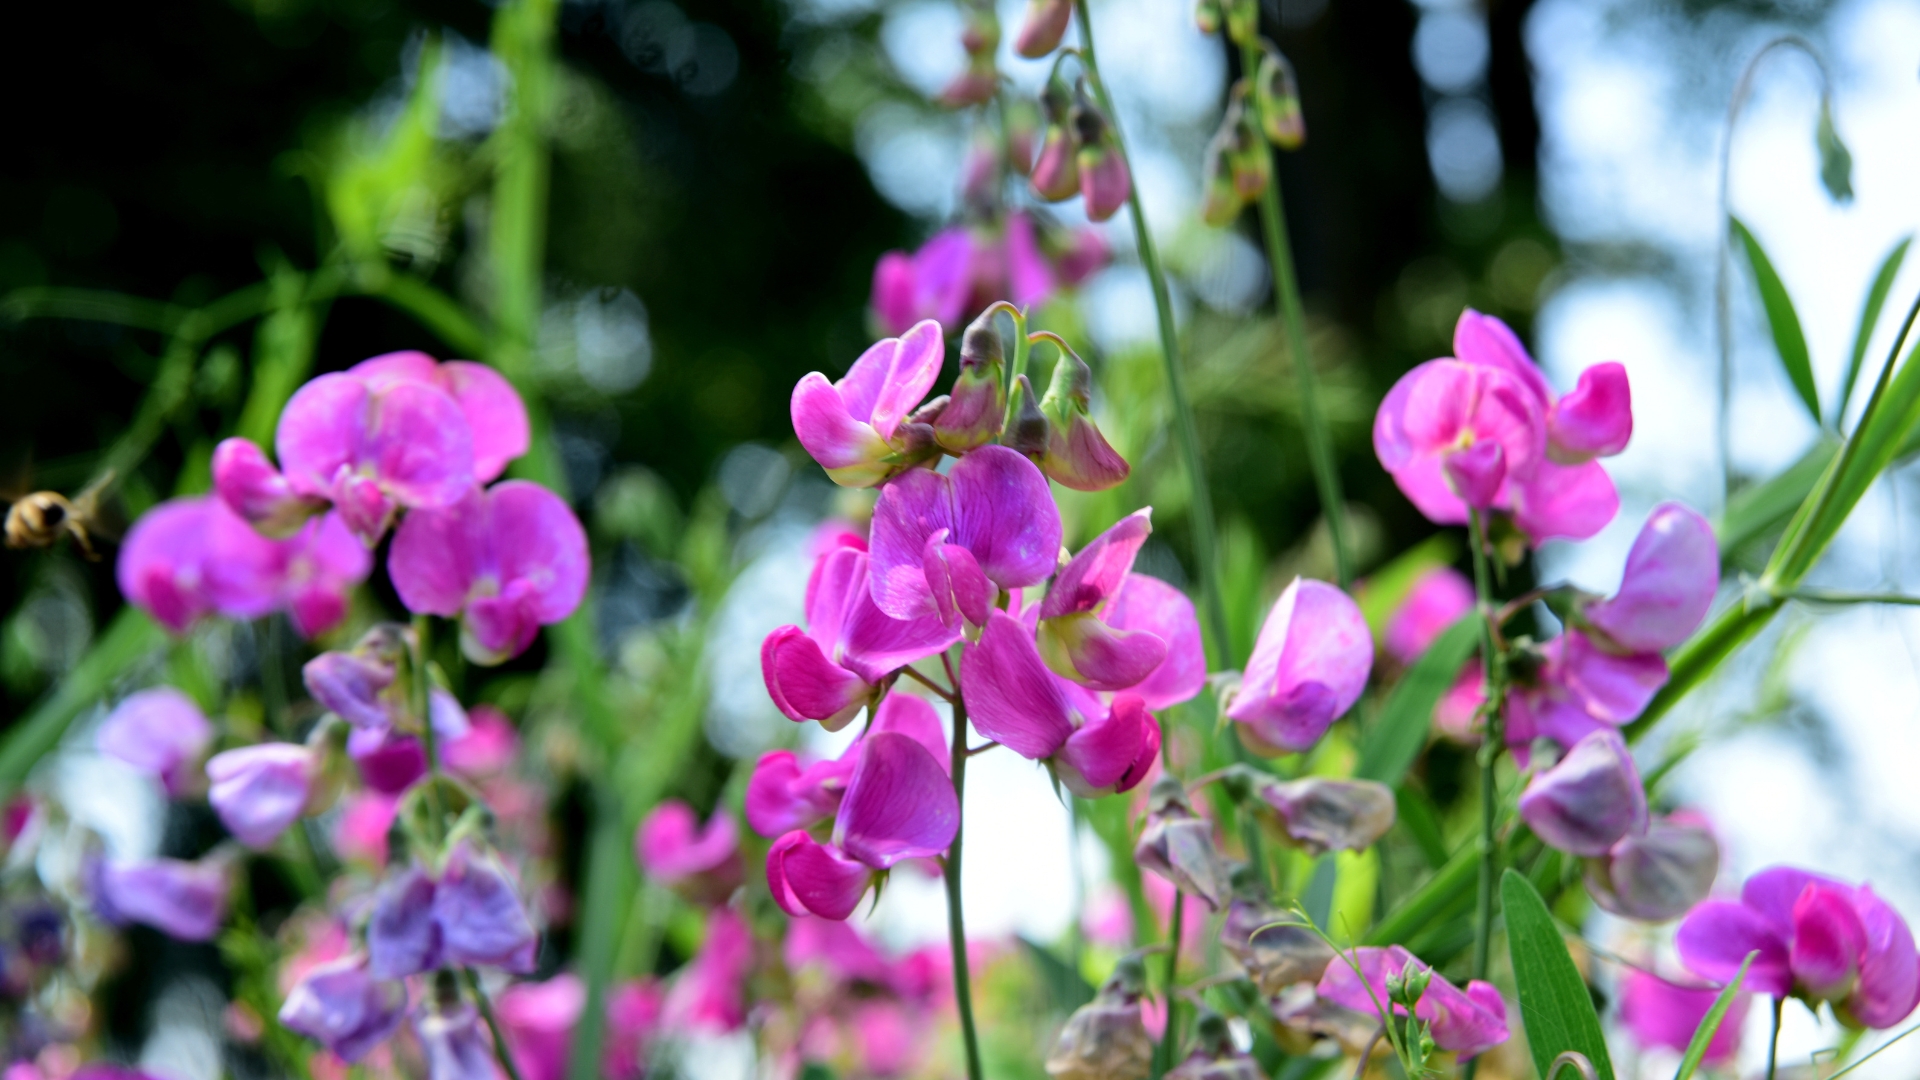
[
  {"x1": 1583, "y1": 811, "x2": 1719, "y2": 922},
  {"x1": 1134, "y1": 777, "x2": 1230, "y2": 910},
  {"x1": 1045, "y1": 956, "x2": 1153, "y2": 1080},
  {"x1": 1252, "y1": 777, "x2": 1395, "y2": 856},
  {"x1": 1168, "y1": 1010, "x2": 1269, "y2": 1080},
  {"x1": 1219, "y1": 875, "x2": 1335, "y2": 995}
]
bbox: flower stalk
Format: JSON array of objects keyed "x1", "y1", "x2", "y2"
[
  {"x1": 946, "y1": 677, "x2": 986, "y2": 1080},
  {"x1": 1466, "y1": 509, "x2": 1509, "y2": 1024}
]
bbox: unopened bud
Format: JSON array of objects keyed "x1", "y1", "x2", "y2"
[
  {"x1": 1193, "y1": 0, "x2": 1221, "y2": 34},
  {"x1": 1200, "y1": 133, "x2": 1244, "y2": 227},
  {"x1": 934, "y1": 312, "x2": 1009, "y2": 453},
  {"x1": 1036, "y1": 338, "x2": 1129, "y2": 491},
  {"x1": 1015, "y1": 0, "x2": 1073, "y2": 58},
  {"x1": 939, "y1": 59, "x2": 999, "y2": 108},
  {"x1": 1045, "y1": 955, "x2": 1154, "y2": 1080},
  {"x1": 1252, "y1": 777, "x2": 1395, "y2": 856},
  {"x1": 1071, "y1": 87, "x2": 1131, "y2": 222},
  {"x1": 1221, "y1": 84, "x2": 1269, "y2": 201},
  {"x1": 1816, "y1": 97, "x2": 1853, "y2": 204},
  {"x1": 1223, "y1": 0, "x2": 1256, "y2": 44},
  {"x1": 959, "y1": 0, "x2": 1000, "y2": 56},
  {"x1": 1032, "y1": 81, "x2": 1081, "y2": 202},
  {"x1": 1134, "y1": 777, "x2": 1230, "y2": 910},
  {"x1": 1255, "y1": 48, "x2": 1305, "y2": 149},
  {"x1": 1386, "y1": 964, "x2": 1432, "y2": 1010},
  {"x1": 1004, "y1": 374, "x2": 1050, "y2": 457},
  {"x1": 1006, "y1": 98, "x2": 1042, "y2": 176}
]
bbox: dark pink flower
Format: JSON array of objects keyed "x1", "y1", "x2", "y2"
[
  {"x1": 602, "y1": 980, "x2": 664, "y2": 1080},
  {"x1": 663, "y1": 908, "x2": 755, "y2": 1033},
  {"x1": 761, "y1": 542, "x2": 959, "y2": 729},
  {"x1": 1316, "y1": 945, "x2": 1509, "y2": 1058},
  {"x1": 96, "y1": 687, "x2": 212, "y2": 797},
  {"x1": 92, "y1": 856, "x2": 230, "y2": 941},
  {"x1": 635, "y1": 800, "x2": 738, "y2": 883},
  {"x1": 783, "y1": 916, "x2": 894, "y2": 987},
  {"x1": 442, "y1": 705, "x2": 519, "y2": 779},
  {"x1": 1225, "y1": 578, "x2": 1373, "y2": 755},
  {"x1": 333, "y1": 793, "x2": 398, "y2": 867},
  {"x1": 1677, "y1": 866, "x2": 1920, "y2": 1027},
  {"x1": 766, "y1": 732, "x2": 959, "y2": 920},
  {"x1": 746, "y1": 693, "x2": 945, "y2": 836},
  {"x1": 792, "y1": 321, "x2": 946, "y2": 488},
  {"x1": 1034, "y1": 511, "x2": 1167, "y2": 691},
  {"x1": 1372, "y1": 359, "x2": 1544, "y2": 526},
  {"x1": 346, "y1": 728, "x2": 428, "y2": 795},
  {"x1": 273, "y1": 375, "x2": 471, "y2": 546},
  {"x1": 1382, "y1": 567, "x2": 1474, "y2": 665},
  {"x1": 388, "y1": 481, "x2": 590, "y2": 666},
  {"x1": 1516, "y1": 729, "x2": 1647, "y2": 857},
  {"x1": 962, "y1": 611, "x2": 1160, "y2": 798},
  {"x1": 206, "y1": 742, "x2": 315, "y2": 848},
  {"x1": 1004, "y1": 213, "x2": 1057, "y2": 309},
  {"x1": 347, "y1": 352, "x2": 529, "y2": 483},
  {"x1": 1619, "y1": 968, "x2": 1748, "y2": 1063},
  {"x1": 212, "y1": 438, "x2": 326, "y2": 538},
  {"x1": 497, "y1": 975, "x2": 584, "y2": 1080},
  {"x1": 277, "y1": 954, "x2": 407, "y2": 1064},
  {"x1": 1014, "y1": 0, "x2": 1072, "y2": 56}
]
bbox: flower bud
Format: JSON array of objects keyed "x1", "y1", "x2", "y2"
[
  {"x1": 1585, "y1": 811, "x2": 1719, "y2": 922},
  {"x1": 1134, "y1": 777, "x2": 1230, "y2": 910},
  {"x1": 1004, "y1": 374, "x2": 1050, "y2": 457},
  {"x1": 961, "y1": 130, "x2": 1002, "y2": 211},
  {"x1": 303, "y1": 624, "x2": 410, "y2": 730},
  {"x1": 934, "y1": 312, "x2": 1009, "y2": 453},
  {"x1": 1218, "y1": 85, "x2": 1269, "y2": 202},
  {"x1": 212, "y1": 438, "x2": 324, "y2": 539},
  {"x1": 1193, "y1": 0, "x2": 1221, "y2": 34},
  {"x1": 207, "y1": 742, "x2": 316, "y2": 848},
  {"x1": 1255, "y1": 48, "x2": 1305, "y2": 150},
  {"x1": 960, "y1": 0, "x2": 1000, "y2": 56},
  {"x1": 1015, "y1": 0, "x2": 1073, "y2": 58},
  {"x1": 1072, "y1": 89, "x2": 1131, "y2": 222},
  {"x1": 1032, "y1": 81, "x2": 1081, "y2": 202},
  {"x1": 939, "y1": 59, "x2": 999, "y2": 108},
  {"x1": 1582, "y1": 502, "x2": 1718, "y2": 654},
  {"x1": 1200, "y1": 132, "x2": 1244, "y2": 228},
  {"x1": 1220, "y1": 874, "x2": 1334, "y2": 994},
  {"x1": 1035, "y1": 339, "x2": 1130, "y2": 491},
  {"x1": 1223, "y1": 0, "x2": 1257, "y2": 44},
  {"x1": 1253, "y1": 777, "x2": 1396, "y2": 856},
  {"x1": 1517, "y1": 729, "x2": 1647, "y2": 857},
  {"x1": 1045, "y1": 956, "x2": 1154, "y2": 1080}
]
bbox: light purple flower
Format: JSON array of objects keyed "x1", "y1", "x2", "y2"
[
  {"x1": 415, "y1": 1003, "x2": 499, "y2": 1080},
  {"x1": 960, "y1": 610, "x2": 1161, "y2": 798},
  {"x1": 92, "y1": 857, "x2": 230, "y2": 942},
  {"x1": 1517, "y1": 729, "x2": 1648, "y2": 857},
  {"x1": 1382, "y1": 567, "x2": 1474, "y2": 665},
  {"x1": 1619, "y1": 968, "x2": 1748, "y2": 1063},
  {"x1": 1584, "y1": 502, "x2": 1720, "y2": 653},
  {"x1": 1677, "y1": 866, "x2": 1920, "y2": 1027},
  {"x1": 1504, "y1": 630, "x2": 1670, "y2": 753},
  {"x1": 792, "y1": 321, "x2": 945, "y2": 488},
  {"x1": 1586, "y1": 810, "x2": 1721, "y2": 923},
  {"x1": 1316, "y1": 945, "x2": 1509, "y2": 1058},
  {"x1": 636, "y1": 801, "x2": 738, "y2": 883},
  {"x1": 206, "y1": 743, "x2": 315, "y2": 848},
  {"x1": 368, "y1": 843, "x2": 537, "y2": 978},
  {"x1": 766, "y1": 732, "x2": 959, "y2": 921},
  {"x1": 868, "y1": 444, "x2": 1062, "y2": 621},
  {"x1": 760, "y1": 542, "x2": 959, "y2": 729},
  {"x1": 744, "y1": 693, "x2": 946, "y2": 835},
  {"x1": 97, "y1": 687, "x2": 212, "y2": 796},
  {"x1": 278, "y1": 954, "x2": 408, "y2": 1063},
  {"x1": 1225, "y1": 578, "x2": 1373, "y2": 755},
  {"x1": 1034, "y1": 511, "x2": 1167, "y2": 691},
  {"x1": 388, "y1": 481, "x2": 590, "y2": 666}
]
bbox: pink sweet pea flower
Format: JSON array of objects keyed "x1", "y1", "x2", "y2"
[
  {"x1": 766, "y1": 732, "x2": 959, "y2": 921},
  {"x1": 388, "y1": 480, "x2": 590, "y2": 666},
  {"x1": 1516, "y1": 729, "x2": 1647, "y2": 857},
  {"x1": 870, "y1": 232, "x2": 978, "y2": 337},
  {"x1": 1583, "y1": 502, "x2": 1720, "y2": 653},
  {"x1": 346, "y1": 352, "x2": 530, "y2": 483},
  {"x1": 278, "y1": 955, "x2": 408, "y2": 1064},
  {"x1": 333, "y1": 793, "x2": 399, "y2": 868},
  {"x1": 1004, "y1": 212, "x2": 1057, "y2": 309},
  {"x1": 97, "y1": 687, "x2": 212, "y2": 797},
  {"x1": 211, "y1": 438, "x2": 327, "y2": 538},
  {"x1": 636, "y1": 800, "x2": 739, "y2": 891},
  {"x1": 792, "y1": 321, "x2": 946, "y2": 488},
  {"x1": 1034, "y1": 511, "x2": 1168, "y2": 691},
  {"x1": 206, "y1": 743, "x2": 316, "y2": 849},
  {"x1": 784, "y1": 916, "x2": 895, "y2": 987},
  {"x1": 1382, "y1": 567, "x2": 1474, "y2": 665},
  {"x1": 1504, "y1": 630, "x2": 1669, "y2": 752},
  {"x1": 603, "y1": 980, "x2": 664, "y2": 1080},
  {"x1": 1101, "y1": 574, "x2": 1207, "y2": 711},
  {"x1": 1373, "y1": 358, "x2": 1544, "y2": 526},
  {"x1": 1619, "y1": 969, "x2": 1748, "y2": 1063},
  {"x1": 497, "y1": 975, "x2": 584, "y2": 1080},
  {"x1": 1225, "y1": 578, "x2": 1373, "y2": 755},
  {"x1": 442, "y1": 705, "x2": 519, "y2": 779},
  {"x1": 961, "y1": 610, "x2": 1161, "y2": 798},
  {"x1": 761, "y1": 543, "x2": 960, "y2": 730},
  {"x1": 1677, "y1": 866, "x2": 1920, "y2": 1027},
  {"x1": 1316, "y1": 945, "x2": 1509, "y2": 1058},
  {"x1": 663, "y1": 908, "x2": 756, "y2": 1033},
  {"x1": 346, "y1": 728, "x2": 428, "y2": 795},
  {"x1": 746, "y1": 693, "x2": 947, "y2": 836},
  {"x1": 91, "y1": 856, "x2": 231, "y2": 942},
  {"x1": 868, "y1": 444, "x2": 1063, "y2": 622}
]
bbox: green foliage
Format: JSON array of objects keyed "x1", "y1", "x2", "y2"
[
  {"x1": 1839, "y1": 236, "x2": 1911, "y2": 424},
  {"x1": 1673, "y1": 952, "x2": 1753, "y2": 1080},
  {"x1": 1733, "y1": 216, "x2": 1820, "y2": 426},
  {"x1": 1357, "y1": 616, "x2": 1478, "y2": 787},
  {"x1": 1502, "y1": 870, "x2": 1614, "y2": 1080}
]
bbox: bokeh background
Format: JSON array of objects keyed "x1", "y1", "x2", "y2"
[{"x1": 5, "y1": 0, "x2": 1920, "y2": 1074}]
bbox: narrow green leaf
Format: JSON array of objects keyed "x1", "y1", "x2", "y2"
[
  {"x1": 1394, "y1": 784, "x2": 1449, "y2": 868},
  {"x1": 1502, "y1": 870, "x2": 1616, "y2": 1080},
  {"x1": 1716, "y1": 437, "x2": 1838, "y2": 556},
  {"x1": 1673, "y1": 952, "x2": 1754, "y2": 1080},
  {"x1": 1733, "y1": 216, "x2": 1821, "y2": 426},
  {"x1": 1838, "y1": 236, "x2": 1912, "y2": 425},
  {"x1": 0, "y1": 609, "x2": 166, "y2": 801},
  {"x1": 1020, "y1": 937, "x2": 1095, "y2": 1013},
  {"x1": 1357, "y1": 616, "x2": 1479, "y2": 786}
]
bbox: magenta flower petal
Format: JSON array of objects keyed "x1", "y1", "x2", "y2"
[
  {"x1": 1057, "y1": 694, "x2": 1154, "y2": 798},
  {"x1": 1103, "y1": 575, "x2": 1205, "y2": 710},
  {"x1": 1548, "y1": 362, "x2": 1632, "y2": 463},
  {"x1": 868, "y1": 321, "x2": 945, "y2": 444},
  {"x1": 1227, "y1": 579, "x2": 1373, "y2": 754},
  {"x1": 1791, "y1": 883, "x2": 1869, "y2": 1000},
  {"x1": 839, "y1": 583, "x2": 964, "y2": 683},
  {"x1": 1677, "y1": 899, "x2": 1792, "y2": 996},
  {"x1": 1556, "y1": 631, "x2": 1669, "y2": 724},
  {"x1": 496, "y1": 974, "x2": 584, "y2": 1080},
  {"x1": 1005, "y1": 212, "x2": 1057, "y2": 308},
  {"x1": 636, "y1": 800, "x2": 738, "y2": 882},
  {"x1": 662, "y1": 908, "x2": 755, "y2": 1034},
  {"x1": 97, "y1": 687, "x2": 212, "y2": 796},
  {"x1": 835, "y1": 732, "x2": 959, "y2": 868},
  {"x1": 1851, "y1": 886, "x2": 1920, "y2": 1028},
  {"x1": 959, "y1": 610, "x2": 1076, "y2": 760},
  {"x1": 1315, "y1": 946, "x2": 1508, "y2": 1057},
  {"x1": 347, "y1": 727, "x2": 427, "y2": 794},
  {"x1": 116, "y1": 498, "x2": 219, "y2": 633},
  {"x1": 281, "y1": 512, "x2": 373, "y2": 638},
  {"x1": 275, "y1": 373, "x2": 368, "y2": 501},
  {"x1": 871, "y1": 253, "x2": 918, "y2": 337},
  {"x1": 367, "y1": 866, "x2": 440, "y2": 978},
  {"x1": 1587, "y1": 502, "x2": 1719, "y2": 653},
  {"x1": 95, "y1": 858, "x2": 229, "y2": 941},
  {"x1": 1442, "y1": 440, "x2": 1507, "y2": 509},
  {"x1": 792, "y1": 373, "x2": 895, "y2": 487},
  {"x1": 1516, "y1": 729, "x2": 1647, "y2": 857},
  {"x1": 1619, "y1": 970, "x2": 1748, "y2": 1063},
  {"x1": 1373, "y1": 359, "x2": 1543, "y2": 527},
  {"x1": 435, "y1": 844, "x2": 537, "y2": 973},
  {"x1": 745, "y1": 751, "x2": 855, "y2": 837},
  {"x1": 352, "y1": 353, "x2": 531, "y2": 483},
  {"x1": 922, "y1": 532, "x2": 993, "y2": 631},
  {"x1": 761, "y1": 625, "x2": 871, "y2": 728},
  {"x1": 1453, "y1": 309, "x2": 1554, "y2": 407},
  {"x1": 1383, "y1": 567, "x2": 1475, "y2": 665},
  {"x1": 910, "y1": 229, "x2": 977, "y2": 332},
  {"x1": 1039, "y1": 510, "x2": 1152, "y2": 620},
  {"x1": 1510, "y1": 459, "x2": 1619, "y2": 544},
  {"x1": 870, "y1": 693, "x2": 950, "y2": 775},
  {"x1": 278, "y1": 955, "x2": 408, "y2": 1064},
  {"x1": 206, "y1": 743, "x2": 314, "y2": 848},
  {"x1": 212, "y1": 438, "x2": 322, "y2": 537},
  {"x1": 768, "y1": 831, "x2": 873, "y2": 921},
  {"x1": 357, "y1": 382, "x2": 475, "y2": 510},
  {"x1": 1742, "y1": 866, "x2": 1838, "y2": 931},
  {"x1": 869, "y1": 446, "x2": 1061, "y2": 619}
]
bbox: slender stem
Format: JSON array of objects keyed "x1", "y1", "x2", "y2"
[
  {"x1": 1466, "y1": 510, "x2": 1507, "y2": 997},
  {"x1": 902, "y1": 664, "x2": 958, "y2": 702},
  {"x1": 1352, "y1": 1028, "x2": 1385, "y2": 1080},
  {"x1": 1234, "y1": 37, "x2": 1350, "y2": 587},
  {"x1": 1767, "y1": 996, "x2": 1784, "y2": 1080},
  {"x1": 1072, "y1": 0, "x2": 1233, "y2": 669},
  {"x1": 411, "y1": 615, "x2": 448, "y2": 836},
  {"x1": 1793, "y1": 589, "x2": 1920, "y2": 606},
  {"x1": 946, "y1": 691, "x2": 985, "y2": 1080},
  {"x1": 1156, "y1": 890, "x2": 1186, "y2": 1077},
  {"x1": 465, "y1": 968, "x2": 528, "y2": 1080}
]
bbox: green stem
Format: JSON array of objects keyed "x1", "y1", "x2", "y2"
[
  {"x1": 946, "y1": 690, "x2": 985, "y2": 1080},
  {"x1": 410, "y1": 614, "x2": 448, "y2": 837},
  {"x1": 466, "y1": 968, "x2": 528, "y2": 1080},
  {"x1": 1792, "y1": 589, "x2": 1920, "y2": 606},
  {"x1": 1465, "y1": 510, "x2": 1507, "y2": 989},
  {"x1": 1767, "y1": 996, "x2": 1784, "y2": 1080},
  {"x1": 1156, "y1": 890, "x2": 1186, "y2": 1077},
  {"x1": 1235, "y1": 37, "x2": 1350, "y2": 587},
  {"x1": 1072, "y1": 0, "x2": 1233, "y2": 669}
]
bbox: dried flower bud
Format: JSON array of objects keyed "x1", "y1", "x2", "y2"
[
  {"x1": 1220, "y1": 883, "x2": 1334, "y2": 995},
  {"x1": 934, "y1": 312, "x2": 1009, "y2": 453},
  {"x1": 1253, "y1": 777, "x2": 1396, "y2": 856},
  {"x1": 1015, "y1": 0, "x2": 1073, "y2": 59},
  {"x1": 1255, "y1": 48, "x2": 1305, "y2": 149},
  {"x1": 1046, "y1": 957, "x2": 1153, "y2": 1080},
  {"x1": 1585, "y1": 811, "x2": 1719, "y2": 922},
  {"x1": 1034, "y1": 339, "x2": 1130, "y2": 491},
  {"x1": 1134, "y1": 777, "x2": 1230, "y2": 910},
  {"x1": 1168, "y1": 1010, "x2": 1268, "y2": 1080}
]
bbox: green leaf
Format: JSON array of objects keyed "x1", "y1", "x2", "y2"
[
  {"x1": 1502, "y1": 870, "x2": 1616, "y2": 1080},
  {"x1": 1818, "y1": 99, "x2": 1855, "y2": 205},
  {"x1": 0, "y1": 609, "x2": 165, "y2": 802},
  {"x1": 1733, "y1": 216, "x2": 1821, "y2": 426},
  {"x1": 1839, "y1": 236, "x2": 1911, "y2": 425},
  {"x1": 1019, "y1": 936, "x2": 1095, "y2": 1013},
  {"x1": 1355, "y1": 534, "x2": 1459, "y2": 638},
  {"x1": 1357, "y1": 616, "x2": 1479, "y2": 786},
  {"x1": 1716, "y1": 437, "x2": 1838, "y2": 556},
  {"x1": 1673, "y1": 952, "x2": 1754, "y2": 1080}
]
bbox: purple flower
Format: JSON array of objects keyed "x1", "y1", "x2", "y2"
[
  {"x1": 1618, "y1": 968, "x2": 1748, "y2": 1063},
  {"x1": 206, "y1": 743, "x2": 315, "y2": 848},
  {"x1": 348, "y1": 727, "x2": 428, "y2": 794},
  {"x1": 868, "y1": 444, "x2": 1063, "y2": 621},
  {"x1": 871, "y1": 236, "x2": 978, "y2": 339},
  {"x1": 745, "y1": 693, "x2": 946, "y2": 835},
  {"x1": 96, "y1": 687, "x2": 212, "y2": 796},
  {"x1": 1677, "y1": 866, "x2": 1920, "y2": 1027},
  {"x1": 367, "y1": 843, "x2": 537, "y2": 978},
  {"x1": 1586, "y1": 810, "x2": 1721, "y2": 922},
  {"x1": 792, "y1": 321, "x2": 945, "y2": 488},
  {"x1": 636, "y1": 800, "x2": 738, "y2": 883},
  {"x1": 766, "y1": 732, "x2": 959, "y2": 921},
  {"x1": 415, "y1": 1003, "x2": 499, "y2": 1080},
  {"x1": 761, "y1": 541, "x2": 959, "y2": 730},
  {"x1": 1033, "y1": 511, "x2": 1164, "y2": 689},
  {"x1": 388, "y1": 480, "x2": 590, "y2": 666},
  {"x1": 92, "y1": 857, "x2": 230, "y2": 941},
  {"x1": 278, "y1": 954, "x2": 408, "y2": 1063},
  {"x1": 662, "y1": 907, "x2": 756, "y2": 1033},
  {"x1": 1316, "y1": 945, "x2": 1509, "y2": 1058},
  {"x1": 1583, "y1": 502, "x2": 1720, "y2": 653},
  {"x1": 1225, "y1": 578, "x2": 1373, "y2": 755},
  {"x1": 960, "y1": 611, "x2": 1161, "y2": 798},
  {"x1": 1517, "y1": 729, "x2": 1648, "y2": 857},
  {"x1": 1382, "y1": 567, "x2": 1474, "y2": 665}
]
